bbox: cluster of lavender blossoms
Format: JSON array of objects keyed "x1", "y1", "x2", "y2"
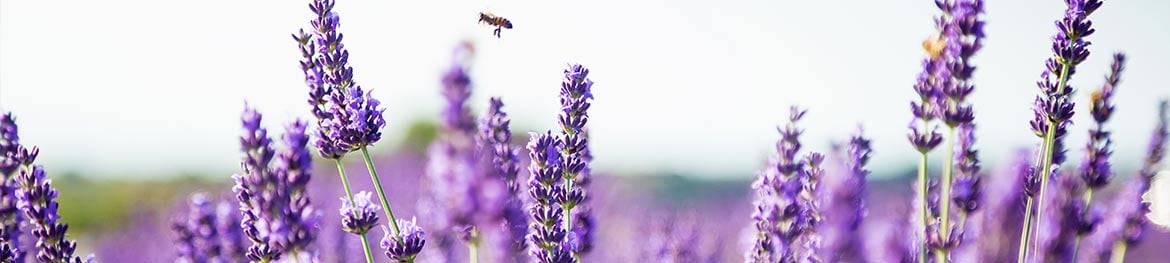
[
  {"x1": 525, "y1": 132, "x2": 573, "y2": 263},
  {"x1": 820, "y1": 128, "x2": 872, "y2": 262},
  {"x1": 231, "y1": 107, "x2": 319, "y2": 262},
  {"x1": 555, "y1": 64, "x2": 597, "y2": 259},
  {"x1": 905, "y1": 0, "x2": 988, "y2": 261},
  {"x1": 747, "y1": 107, "x2": 824, "y2": 263},
  {"x1": 1021, "y1": 0, "x2": 1105, "y2": 261},
  {"x1": 172, "y1": 193, "x2": 226, "y2": 263},
  {"x1": 0, "y1": 113, "x2": 90, "y2": 263}
]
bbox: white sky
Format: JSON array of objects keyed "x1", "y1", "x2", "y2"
[{"x1": 1, "y1": 0, "x2": 1168, "y2": 179}]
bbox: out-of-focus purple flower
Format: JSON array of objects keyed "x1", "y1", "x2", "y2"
[
  {"x1": 232, "y1": 106, "x2": 299, "y2": 261},
  {"x1": 275, "y1": 120, "x2": 318, "y2": 252},
  {"x1": 747, "y1": 107, "x2": 820, "y2": 263},
  {"x1": 305, "y1": 0, "x2": 386, "y2": 158},
  {"x1": 172, "y1": 193, "x2": 223, "y2": 263},
  {"x1": 557, "y1": 64, "x2": 596, "y2": 257},
  {"x1": 381, "y1": 218, "x2": 426, "y2": 263},
  {"x1": 525, "y1": 131, "x2": 573, "y2": 263},
  {"x1": 216, "y1": 202, "x2": 244, "y2": 261},
  {"x1": 952, "y1": 123, "x2": 982, "y2": 215},
  {"x1": 643, "y1": 217, "x2": 700, "y2": 263},
  {"x1": 908, "y1": 121, "x2": 943, "y2": 154},
  {"x1": 1035, "y1": 173, "x2": 1098, "y2": 263},
  {"x1": 479, "y1": 97, "x2": 529, "y2": 262},
  {"x1": 821, "y1": 128, "x2": 871, "y2": 261},
  {"x1": 15, "y1": 165, "x2": 87, "y2": 263},
  {"x1": 0, "y1": 112, "x2": 26, "y2": 263},
  {"x1": 1080, "y1": 53, "x2": 1125, "y2": 190},
  {"x1": 340, "y1": 191, "x2": 381, "y2": 235},
  {"x1": 1094, "y1": 100, "x2": 1169, "y2": 261}
]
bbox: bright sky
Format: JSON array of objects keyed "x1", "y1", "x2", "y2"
[{"x1": 1, "y1": 0, "x2": 1168, "y2": 179}]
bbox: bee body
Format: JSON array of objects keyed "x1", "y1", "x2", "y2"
[{"x1": 479, "y1": 12, "x2": 513, "y2": 37}]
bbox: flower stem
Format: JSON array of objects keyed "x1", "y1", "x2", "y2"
[
  {"x1": 335, "y1": 158, "x2": 377, "y2": 263},
  {"x1": 360, "y1": 145, "x2": 401, "y2": 234},
  {"x1": 937, "y1": 126, "x2": 958, "y2": 262},
  {"x1": 917, "y1": 152, "x2": 930, "y2": 263},
  {"x1": 1031, "y1": 62, "x2": 1072, "y2": 262},
  {"x1": 1109, "y1": 241, "x2": 1128, "y2": 263},
  {"x1": 468, "y1": 228, "x2": 480, "y2": 263},
  {"x1": 1017, "y1": 197, "x2": 1035, "y2": 263}
]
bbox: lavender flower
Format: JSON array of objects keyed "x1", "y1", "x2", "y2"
[
  {"x1": 305, "y1": 0, "x2": 386, "y2": 158},
  {"x1": 172, "y1": 193, "x2": 223, "y2": 263},
  {"x1": 381, "y1": 218, "x2": 426, "y2": 263},
  {"x1": 1095, "y1": 99, "x2": 1169, "y2": 262},
  {"x1": 275, "y1": 120, "x2": 318, "y2": 253},
  {"x1": 1080, "y1": 53, "x2": 1125, "y2": 190},
  {"x1": 525, "y1": 132, "x2": 572, "y2": 263},
  {"x1": 952, "y1": 123, "x2": 982, "y2": 216},
  {"x1": 821, "y1": 128, "x2": 871, "y2": 261},
  {"x1": 643, "y1": 218, "x2": 700, "y2": 263},
  {"x1": 556, "y1": 64, "x2": 596, "y2": 257},
  {"x1": 15, "y1": 165, "x2": 87, "y2": 263},
  {"x1": 747, "y1": 107, "x2": 819, "y2": 263},
  {"x1": 479, "y1": 97, "x2": 529, "y2": 261},
  {"x1": 217, "y1": 202, "x2": 245, "y2": 261},
  {"x1": 0, "y1": 113, "x2": 25, "y2": 263},
  {"x1": 232, "y1": 107, "x2": 283, "y2": 262},
  {"x1": 340, "y1": 191, "x2": 381, "y2": 235},
  {"x1": 1024, "y1": 0, "x2": 1103, "y2": 260}
]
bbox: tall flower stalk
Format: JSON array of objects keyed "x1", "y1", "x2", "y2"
[
  {"x1": 298, "y1": 0, "x2": 402, "y2": 261},
  {"x1": 479, "y1": 97, "x2": 529, "y2": 262},
  {"x1": 747, "y1": 107, "x2": 822, "y2": 262},
  {"x1": 1071, "y1": 52, "x2": 1125, "y2": 259},
  {"x1": 1022, "y1": 1, "x2": 1103, "y2": 262},
  {"x1": 556, "y1": 64, "x2": 596, "y2": 260}
]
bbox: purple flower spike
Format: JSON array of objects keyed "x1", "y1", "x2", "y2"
[
  {"x1": 217, "y1": 202, "x2": 245, "y2": 261},
  {"x1": 340, "y1": 191, "x2": 381, "y2": 235},
  {"x1": 233, "y1": 106, "x2": 319, "y2": 261},
  {"x1": 556, "y1": 64, "x2": 596, "y2": 257},
  {"x1": 748, "y1": 107, "x2": 822, "y2": 263},
  {"x1": 1080, "y1": 53, "x2": 1126, "y2": 189},
  {"x1": 172, "y1": 193, "x2": 223, "y2": 262},
  {"x1": 478, "y1": 97, "x2": 529, "y2": 261},
  {"x1": 304, "y1": 0, "x2": 386, "y2": 158},
  {"x1": 821, "y1": 127, "x2": 871, "y2": 261},
  {"x1": 15, "y1": 166, "x2": 87, "y2": 263},
  {"x1": 952, "y1": 123, "x2": 981, "y2": 215},
  {"x1": 381, "y1": 218, "x2": 426, "y2": 263},
  {"x1": 275, "y1": 120, "x2": 318, "y2": 253},
  {"x1": 525, "y1": 131, "x2": 574, "y2": 263},
  {"x1": 0, "y1": 113, "x2": 26, "y2": 263}
]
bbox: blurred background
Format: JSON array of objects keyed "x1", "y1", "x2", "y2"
[{"x1": 1, "y1": 0, "x2": 1169, "y2": 262}]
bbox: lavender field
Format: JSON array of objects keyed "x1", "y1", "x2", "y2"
[{"x1": 2, "y1": 0, "x2": 1170, "y2": 262}]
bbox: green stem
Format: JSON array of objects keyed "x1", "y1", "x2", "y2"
[
  {"x1": 938, "y1": 126, "x2": 957, "y2": 262},
  {"x1": 1109, "y1": 241, "x2": 1128, "y2": 263},
  {"x1": 336, "y1": 158, "x2": 377, "y2": 263},
  {"x1": 564, "y1": 177, "x2": 574, "y2": 232},
  {"x1": 917, "y1": 153, "x2": 930, "y2": 263},
  {"x1": 1032, "y1": 62, "x2": 1071, "y2": 262},
  {"x1": 360, "y1": 145, "x2": 401, "y2": 234},
  {"x1": 468, "y1": 228, "x2": 480, "y2": 263},
  {"x1": 1017, "y1": 197, "x2": 1035, "y2": 263}
]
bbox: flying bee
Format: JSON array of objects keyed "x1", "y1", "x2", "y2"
[
  {"x1": 922, "y1": 34, "x2": 946, "y2": 59},
  {"x1": 479, "y1": 12, "x2": 513, "y2": 38}
]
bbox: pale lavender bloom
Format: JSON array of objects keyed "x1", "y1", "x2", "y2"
[
  {"x1": 1035, "y1": 173, "x2": 1097, "y2": 263},
  {"x1": 643, "y1": 218, "x2": 700, "y2": 263},
  {"x1": 1094, "y1": 99, "x2": 1169, "y2": 260},
  {"x1": 274, "y1": 120, "x2": 318, "y2": 252},
  {"x1": 380, "y1": 218, "x2": 425, "y2": 263},
  {"x1": 340, "y1": 191, "x2": 380, "y2": 235},
  {"x1": 232, "y1": 107, "x2": 283, "y2": 261},
  {"x1": 1080, "y1": 53, "x2": 1125, "y2": 190},
  {"x1": 216, "y1": 202, "x2": 245, "y2": 261}
]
